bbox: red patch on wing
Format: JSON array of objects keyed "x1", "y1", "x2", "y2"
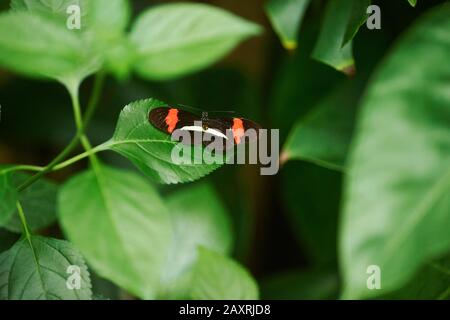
[
  {"x1": 165, "y1": 108, "x2": 179, "y2": 133},
  {"x1": 232, "y1": 118, "x2": 245, "y2": 144}
]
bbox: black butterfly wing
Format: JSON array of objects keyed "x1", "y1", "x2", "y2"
[{"x1": 149, "y1": 107, "x2": 200, "y2": 133}]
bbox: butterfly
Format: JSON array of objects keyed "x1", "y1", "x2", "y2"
[{"x1": 149, "y1": 106, "x2": 261, "y2": 149}]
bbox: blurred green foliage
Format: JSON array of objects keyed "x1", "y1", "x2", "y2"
[{"x1": 0, "y1": 0, "x2": 449, "y2": 300}]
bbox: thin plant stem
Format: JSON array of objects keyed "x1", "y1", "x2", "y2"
[
  {"x1": 16, "y1": 73, "x2": 105, "y2": 191},
  {"x1": 16, "y1": 201, "x2": 31, "y2": 239}
]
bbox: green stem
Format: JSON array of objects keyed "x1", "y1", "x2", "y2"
[
  {"x1": 53, "y1": 142, "x2": 109, "y2": 170},
  {"x1": 1, "y1": 142, "x2": 110, "y2": 176},
  {"x1": 83, "y1": 71, "x2": 105, "y2": 130},
  {"x1": 17, "y1": 134, "x2": 81, "y2": 191},
  {"x1": 0, "y1": 165, "x2": 44, "y2": 175},
  {"x1": 16, "y1": 73, "x2": 105, "y2": 191},
  {"x1": 69, "y1": 86, "x2": 100, "y2": 168},
  {"x1": 16, "y1": 201, "x2": 31, "y2": 239}
]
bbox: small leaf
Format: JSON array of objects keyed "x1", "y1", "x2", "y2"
[
  {"x1": 0, "y1": 11, "x2": 99, "y2": 88},
  {"x1": 2, "y1": 173, "x2": 57, "y2": 233},
  {"x1": 312, "y1": 0, "x2": 356, "y2": 75},
  {"x1": 341, "y1": 4, "x2": 450, "y2": 298},
  {"x1": 260, "y1": 269, "x2": 339, "y2": 299},
  {"x1": 160, "y1": 183, "x2": 233, "y2": 298},
  {"x1": 190, "y1": 247, "x2": 259, "y2": 300},
  {"x1": 0, "y1": 235, "x2": 92, "y2": 300},
  {"x1": 130, "y1": 3, "x2": 262, "y2": 80},
  {"x1": 108, "y1": 98, "x2": 224, "y2": 184},
  {"x1": 408, "y1": 0, "x2": 417, "y2": 7},
  {"x1": 342, "y1": 0, "x2": 371, "y2": 47},
  {"x1": 265, "y1": 0, "x2": 311, "y2": 50},
  {"x1": 58, "y1": 164, "x2": 172, "y2": 299},
  {"x1": 282, "y1": 81, "x2": 361, "y2": 170}
]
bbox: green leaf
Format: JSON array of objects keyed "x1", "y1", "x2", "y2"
[
  {"x1": 408, "y1": 0, "x2": 417, "y2": 7},
  {"x1": 2, "y1": 173, "x2": 57, "y2": 233},
  {"x1": 12, "y1": 0, "x2": 132, "y2": 80},
  {"x1": 312, "y1": 0, "x2": 356, "y2": 75},
  {"x1": 282, "y1": 81, "x2": 361, "y2": 170},
  {"x1": 58, "y1": 164, "x2": 172, "y2": 299},
  {"x1": 269, "y1": 20, "x2": 344, "y2": 140},
  {"x1": 84, "y1": 0, "x2": 134, "y2": 79},
  {"x1": 260, "y1": 269, "x2": 339, "y2": 299},
  {"x1": 130, "y1": 3, "x2": 262, "y2": 80},
  {"x1": 10, "y1": 0, "x2": 88, "y2": 26},
  {"x1": 0, "y1": 170, "x2": 17, "y2": 226},
  {"x1": 265, "y1": 0, "x2": 311, "y2": 50},
  {"x1": 108, "y1": 98, "x2": 224, "y2": 184},
  {"x1": 342, "y1": 0, "x2": 371, "y2": 47},
  {"x1": 85, "y1": 0, "x2": 130, "y2": 36},
  {"x1": 190, "y1": 247, "x2": 259, "y2": 300},
  {"x1": 341, "y1": 4, "x2": 450, "y2": 298},
  {"x1": 160, "y1": 183, "x2": 233, "y2": 298},
  {"x1": 0, "y1": 235, "x2": 92, "y2": 300},
  {"x1": 384, "y1": 255, "x2": 450, "y2": 299},
  {"x1": 0, "y1": 11, "x2": 99, "y2": 88}
]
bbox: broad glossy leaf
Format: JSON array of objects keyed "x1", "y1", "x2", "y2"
[
  {"x1": 0, "y1": 11, "x2": 99, "y2": 88},
  {"x1": 312, "y1": 0, "x2": 355, "y2": 75},
  {"x1": 260, "y1": 269, "x2": 339, "y2": 299},
  {"x1": 341, "y1": 4, "x2": 450, "y2": 298},
  {"x1": 265, "y1": 0, "x2": 311, "y2": 50},
  {"x1": 58, "y1": 164, "x2": 172, "y2": 299},
  {"x1": 282, "y1": 81, "x2": 361, "y2": 170},
  {"x1": 0, "y1": 235, "x2": 92, "y2": 300},
  {"x1": 2, "y1": 173, "x2": 57, "y2": 233},
  {"x1": 190, "y1": 247, "x2": 258, "y2": 300},
  {"x1": 130, "y1": 3, "x2": 262, "y2": 80},
  {"x1": 160, "y1": 183, "x2": 233, "y2": 298},
  {"x1": 108, "y1": 98, "x2": 224, "y2": 184},
  {"x1": 342, "y1": 0, "x2": 371, "y2": 47}
]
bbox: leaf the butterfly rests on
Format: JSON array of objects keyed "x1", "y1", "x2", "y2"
[{"x1": 108, "y1": 99, "x2": 223, "y2": 184}]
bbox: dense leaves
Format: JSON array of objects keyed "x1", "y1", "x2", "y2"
[
  {"x1": 0, "y1": 235, "x2": 92, "y2": 300},
  {"x1": 341, "y1": 3, "x2": 450, "y2": 298}
]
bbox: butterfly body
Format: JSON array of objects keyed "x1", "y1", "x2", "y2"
[{"x1": 148, "y1": 106, "x2": 260, "y2": 149}]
